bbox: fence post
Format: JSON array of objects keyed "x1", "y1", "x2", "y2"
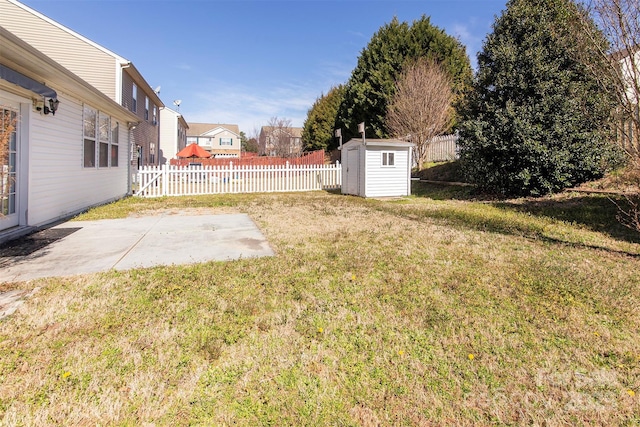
[
  {"x1": 286, "y1": 161, "x2": 290, "y2": 192},
  {"x1": 161, "y1": 164, "x2": 167, "y2": 196}
]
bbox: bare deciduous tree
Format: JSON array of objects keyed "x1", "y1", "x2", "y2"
[
  {"x1": 579, "y1": 0, "x2": 640, "y2": 158},
  {"x1": 386, "y1": 58, "x2": 454, "y2": 170},
  {"x1": 261, "y1": 116, "x2": 298, "y2": 157},
  {"x1": 578, "y1": 0, "x2": 640, "y2": 232}
]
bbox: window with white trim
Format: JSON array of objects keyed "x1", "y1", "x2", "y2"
[
  {"x1": 220, "y1": 137, "x2": 232, "y2": 146},
  {"x1": 382, "y1": 152, "x2": 395, "y2": 167},
  {"x1": 150, "y1": 143, "x2": 156, "y2": 164},
  {"x1": 83, "y1": 105, "x2": 118, "y2": 168},
  {"x1": 83, "y1": 106, "x2": 97, "y2": 167},
  {"x1": 145, "y1": 96, "x2": 149, "y2": 121},
  {"x1": 98, "y1": 114, "x2": 110, "y2": 167}
]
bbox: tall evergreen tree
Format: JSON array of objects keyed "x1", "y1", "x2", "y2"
[
  {"x1": 302, "y1": 85, "x2": 346, "y2": 151},
  {"x1": 458, "y1": 0, "x2": 620, "y2": 196},
  {"x1": 336, "y1": 16, "x2": 471, "y2": 141}
]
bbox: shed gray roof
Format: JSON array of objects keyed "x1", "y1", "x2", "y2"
[{"x1": 342, "y1": 138, "x2": 415, "y2": 148}]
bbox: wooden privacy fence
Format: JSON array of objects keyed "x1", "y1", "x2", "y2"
[
  {"x1": 424, "y1": 134, "x2": 459, "y2": 162},
  {"x1": 169, "y1": 149, "x2": 326, "y2": 167},
  {"x1": 134, "y1": 162, "x2": 342, "y2": 198}
]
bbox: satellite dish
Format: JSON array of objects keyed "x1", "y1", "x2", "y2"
[
  {"x1": 173, "y1": 99, "x2": 182, "y2": 111},
  {"x1": 154, "y1": 86, "x2": 161, "y2": 94}
]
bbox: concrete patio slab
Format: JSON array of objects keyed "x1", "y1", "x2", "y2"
[{"x1": 0, "y1": 213, "x2": 274, "y2": 283}]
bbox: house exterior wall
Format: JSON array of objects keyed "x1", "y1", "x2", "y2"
[
  {"x1": 258, "y1": 127, "x2": 303, "y2": 157},
  {"x1": 206, "y1": 129, "x2": 241, "y2": 157},
  {"x1": 0, "y1": 0, "x2": 119, "y2": 100},
  {"x1": 26, "y1": 93, "x2": 130, "y2": 226},
  {"x1": 159, "y1": 108, "x2": 178, "y2": 162},
  {"x1": 2, "y1": 0, "x2": 163, "y2": 168},
  {"x1": 123, "y1": 72, "x2": 160, "y2": 166},
  {"x1": 0, "y1": 88, "x2": 130, "y2": 229},
  {"x1": 159, "y1": 108, "x2": 187, "y2": 163}
]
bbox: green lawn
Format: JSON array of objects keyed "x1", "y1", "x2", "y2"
[{"x1": 1, "y1": 182, "x2": 639, "y2": 426}]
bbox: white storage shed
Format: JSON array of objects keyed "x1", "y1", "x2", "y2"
[{"x1": 340, "y1": 138, "x2": 414, "y2": 198}]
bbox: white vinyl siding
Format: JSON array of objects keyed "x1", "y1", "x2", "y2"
[
  {"x1": 0, "y1": 0, "x2": 119, "y2": 100},
  {"x1": 365, "y1": 148, "x2": 409, "y2": 197},
  {"x1": 159, "y1": 108, "x2": 180, "y2": 161},
  {"x1": 27, "y1": 94, "x2": 129, "y2": 226}
]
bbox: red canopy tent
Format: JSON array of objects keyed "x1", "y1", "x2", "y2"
[{"x1": 176, "y1": 143, "x2": 211, "y2": 158}]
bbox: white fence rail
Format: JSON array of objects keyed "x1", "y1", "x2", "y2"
[{"x1": 134, "y1": 163, "x2": 342, "y2": 198}]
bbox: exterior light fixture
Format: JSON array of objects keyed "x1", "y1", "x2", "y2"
[
  {"x1": 47, "y1": 98, "x2": 59, "y2": 115},
  {"x1": 40, "y1": 97, "x2": 59, "y2": 115}
]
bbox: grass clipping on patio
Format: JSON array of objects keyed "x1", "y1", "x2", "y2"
[{"x1": 1, "y1": 186, "x2": 639, "y2": 426}]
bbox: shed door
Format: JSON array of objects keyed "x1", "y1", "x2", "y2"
[{"x1": 346, "y1": 147, "x2": 359, "y2": 195}]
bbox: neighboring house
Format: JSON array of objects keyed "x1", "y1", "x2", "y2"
[
  {"x1": 186, "y1": 123, "x2": 241, "y2": 158},
  {"x1": 258, "y1": 126, "x2": 303, "y2": 157},
  {"x1": 0, "y1": 0, "x2": 164, "y2": 168},
  {"x1": 340, "y1": 138, "x2": 414, "y2": 198},
  {"x1": 159, "y1": 107, "x2": 189, "y2": 163},
  {"x1": 0, "y1": 27, "x2": 139, "y2": 239}
]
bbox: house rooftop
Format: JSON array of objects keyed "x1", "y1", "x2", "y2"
[{"x1": 188, "y1": 123, "x2": 240, "y2": 136}]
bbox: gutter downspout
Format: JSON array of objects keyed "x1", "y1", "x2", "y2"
[{"x1": 117, "y1": 60, "x2": 131, "y2": 105}]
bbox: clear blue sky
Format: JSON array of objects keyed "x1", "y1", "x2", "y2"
[{"x1": 20, "y1": 0, "x2": 508, "y2": 136}]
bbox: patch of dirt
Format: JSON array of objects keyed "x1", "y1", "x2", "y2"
[
  {"x1": 0, "y1": 227, "x2": 82, "y2": 263},
  {"x1": 574, "y1": 172, "x2": 640, "y2": 195}
]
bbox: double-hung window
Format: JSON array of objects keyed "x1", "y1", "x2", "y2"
[
  {"x1": 220, "y1": 137, "x2": 232, "y2": 146},
  {"x1": 99, "y1": 114, "x2": 110, "y2": 167},
  {"x1": 145, "y1": 96, "x2": 149, "y2": 121},
  {"x1": 83, "y1": 106, "x2": 97, "y2": 167},
  {"x1": 83, "y1": 105, "x2": 118, "y2": 168},
  {"x1": 382, "y1": 152, "x2": 395, "y2": 167},
  {"x1": 111, "y1": 122, "x2": 119, "y2": 167}
]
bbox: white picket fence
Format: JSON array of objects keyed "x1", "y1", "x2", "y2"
[{"x1": 134, "y1": 162, "x2": 342, "y2": 198}]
